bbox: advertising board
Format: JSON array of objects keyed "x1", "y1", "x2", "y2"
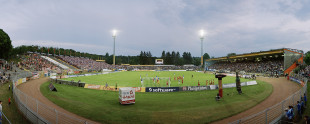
[
  {"x1": 145, "y1": 87, "x2": 179, "y2": 92},
  {"x1": 84, "y1": 84, "x2": 101, "y2": 90},
  {"x1": 119, "y1": 87, "x2": 135, "y2": 104}
]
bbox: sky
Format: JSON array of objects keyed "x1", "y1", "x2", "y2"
[{"x1": 1, "y1": 0, "x2": 310, "y2": 57}]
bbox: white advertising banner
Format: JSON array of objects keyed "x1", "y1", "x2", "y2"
[
  {"x1": 246, "y1": 81, "x2": 257, "y2": 86},
  {"x1": 119, "y1": 87, "x2": 135, "y2": 104},
  {"x1": 209, "y1": 85, "x2": 217, "y2": 90}
]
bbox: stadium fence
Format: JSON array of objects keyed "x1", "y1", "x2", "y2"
[
  {"x1": 1, "y1": 111, "x2": 12, "y2": 124},
  {"x1": 229, "y1": 77, "x2": 308, "y2": 124}
]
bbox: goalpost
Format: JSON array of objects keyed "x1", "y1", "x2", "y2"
[{"x1": 141, "y1": 77, "x2": 171, "y2": 87}]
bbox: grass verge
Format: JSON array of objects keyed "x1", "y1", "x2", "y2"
[
  {"x1": 40, "y1": 80, "x2": 272, "y2": 124},
  {"x1": 0, "y1": 82, "x2": 30, "y2": 124}
]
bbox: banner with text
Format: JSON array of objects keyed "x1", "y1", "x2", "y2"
[{"x1": 145, "y1": 87, "x2": 179, "y2": 92}]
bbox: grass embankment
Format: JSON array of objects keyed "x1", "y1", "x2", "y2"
[
  {"x1": 62, "y1": 71, "x2": 252, "y2": 87},
  {"x1": 298, "y1": 81, "x2": 310, "y2": 123},
  {"x1": 0, "y1": 82, "x2": 30, "y2": 124},
  {"x1": 41, "y1": 80, "x2": 272, "y2": 124}
]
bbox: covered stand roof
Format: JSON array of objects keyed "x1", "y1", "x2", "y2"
[{"x1": 206, "y1": 48, "x2": 303, "y2": 62}]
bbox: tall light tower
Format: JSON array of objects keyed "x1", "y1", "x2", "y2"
[
  {"x1": 112, "y1": 30, "x2": 117, "y2": 65},
  {"x1": 200, "y1": 29, "x2": 205, "y2": 67}
]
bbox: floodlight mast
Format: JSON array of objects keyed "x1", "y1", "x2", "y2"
[
  {"x1": 112, "y1": 30, "x2": 117, "y2": 65},
  {"x1": 200, "y1": 29, "x2": 204, "y2": 67}
]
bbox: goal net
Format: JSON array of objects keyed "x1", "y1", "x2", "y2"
[{"x1": 141, "y1": 77, "x2": 171, "y2": 87}]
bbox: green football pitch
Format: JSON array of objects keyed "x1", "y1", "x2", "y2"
[
  {"x1": 62, "y1": 71, "x2": 252, "y2": 87},
  {"x1": 41, "y1": 80, "x2": 272, "y2": 124}
]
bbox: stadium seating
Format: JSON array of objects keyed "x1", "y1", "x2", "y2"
[
  {"x1": 59, "y1": 56, "x2": 112, "y2": 71},
  {"x1": 209, "y1": 60, "x2": 284, "y2": 74},
  {"x1": 20, "y1": 54, "x2": 61, "y2": 72},
  {"x1": 41, "y1": 56, "x2": 70, "y2": 69}
]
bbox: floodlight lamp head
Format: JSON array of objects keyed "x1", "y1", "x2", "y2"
[
  {"x1": 112, "y1": 30, "x2": 117, "y2": 37},
  {"x1": 200, "y1": 29, "x2": 204, "y2": 38}
]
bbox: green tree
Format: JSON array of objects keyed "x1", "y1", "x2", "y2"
[
  {"x1": 193, "y1": 57, "x2": 200, "y2": 66},
  {"x1": 0, "y1": 29, "x2": 13, "y2": 59},
  {"x1": 305, "y1": 51, "x2": 310, "y2": 65},
  {"x1": 227, "y1": 53, "x2": 236, "y2": 57},
  {"x1": 175, "y1": 52, "x2": 182, "y2": 65},
  {"x1": 182, "y1": 52, "x2": 193, "y2": 64},
  {"x1": 203, "y1": 53, "x2": 210, "y2": 60},
  {"x1": 203, "y1": 53, "x2": 211, "y2": 65},
  {"x1": 166, "y1": 52, "x2": 172, "y2": 64}
]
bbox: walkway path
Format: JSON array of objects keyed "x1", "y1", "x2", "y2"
[
  {"x1": 213, "y1": 77, "x2": 301, "y2": 124},
  {"x1": 17, "y1": 77, "x2": 100, "y2": 124}
]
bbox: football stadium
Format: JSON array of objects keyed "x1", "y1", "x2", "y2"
[{"x1": 1, "y1": 1, "x2": 310, "y2": 124}]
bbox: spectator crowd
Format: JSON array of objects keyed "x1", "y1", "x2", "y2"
[
  {"x1": 209, "y1": 60, "x2": 284, "y2": 75},
  {"x1": 0, "y1": 60, "x2": 12, "y2": 84},
  {"x1": 58, "y1": 56, "x2": 199, "y2": 71},
  {"x1": 58, "y1": 56, "x2": 112, "y2": 71},
  {"x1": 20, "y1": 54, "x2": 61, "y2": 72}
]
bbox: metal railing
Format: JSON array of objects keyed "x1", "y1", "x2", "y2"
[
  {"x1": 230, "y1": 78, "x2": 308, "y2": 124},
  {"x1": 1, "y1": 111, "x2": 12, "y2": 124},
  {"x1": 10, "y1": 70, "x2": 96, "y2": 124}
]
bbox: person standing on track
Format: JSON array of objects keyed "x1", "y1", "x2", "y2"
[
  {"x1": 297, "y1": 101, "x2": 302, "y2": 117},
  {"x1": 304, "y1": 93, "x2": 307, "y2": 107},
  {"x1": 0, "y1": 100, "x2": 2, "y2": 124},
  {"x1": 285, "y1": 108, "x2": 293, "y2": 122},
  {"x1": 8, "y1": 97, "x2": 11, "y2": 105}
]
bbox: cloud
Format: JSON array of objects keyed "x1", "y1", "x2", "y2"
[{"x1": 1, "y1": 0, "x2": 310, "y2": 57}]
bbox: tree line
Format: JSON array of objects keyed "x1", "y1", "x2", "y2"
[{"x1": 10, "y1": 45, "x2": 211, "y2": 66}]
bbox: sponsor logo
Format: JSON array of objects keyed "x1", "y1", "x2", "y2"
[
  {"x1": 85, "y1": 84, "x2": 101, "y2": 90},
  {"x1": 182, "y1": 86, "x2": 187, "y2": 91},
  {"x1": 132, "y1": 87, "x2": 145, "y2": 92},
  {"x1": 187, "y1": 86, "x2": 208, "y2": 91},
  {"x1": 146, "y1": 87, "x2": 179, "y2": 92}
]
